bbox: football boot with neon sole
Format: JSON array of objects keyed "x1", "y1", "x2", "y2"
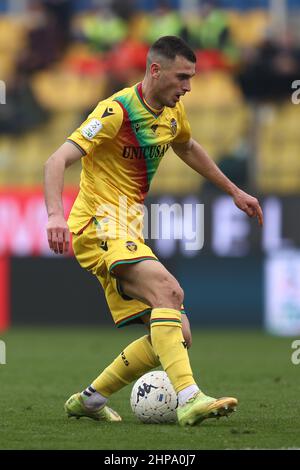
[
  {"x1": 64, "y1": 393, "x2": 122, "y2": 422},
  {"x1": 177, "y1": 391, "x2": 238, "y2": 426}
]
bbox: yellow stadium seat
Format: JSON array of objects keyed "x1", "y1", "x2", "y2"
[
  {"x1": 31, "y1": 67, "x2": 107, "y2": 112},
  {"x1": 0, "y1": 52, "x2": 16, "y2": 81},
  {"x1": 0, "y1": 15, "x2": 27, "y2": 54},
  {"x1": 184, "y1": 71, "x2": 243, "y2": 108},
  {"x1": 151, "y1": 148, "x2": 203, "y2": 195},
  {"x1": 227, "y1": 10, "x2": 270, "y2": 47},
  {"x1": 183, "y1": 102, "x2": 250, "y2": 162},
  {"x1": 0, "y1": 112, "x2": 83, "y2": 187},
  {"x1": 127, "y1": 13, "x2": 151, "y2": 42},
  {"x1": 257, "y1": 101, "x2": 300, "y2": 193}
]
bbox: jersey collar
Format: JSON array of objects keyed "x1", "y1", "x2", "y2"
[{"x1": 135, "y1": 83, "x2": 163, "y2": 119}]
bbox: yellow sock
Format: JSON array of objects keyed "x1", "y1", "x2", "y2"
[
  {"x1": 150, "y1": 308, "x2": 196, "y2": 393},
  {"x1": 92, "y1": 335, "x2": 160, "y2": 397}
]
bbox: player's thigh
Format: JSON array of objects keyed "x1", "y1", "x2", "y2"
[{"x1": 113, "y1": 259, "x2": 184, "y2": 308}]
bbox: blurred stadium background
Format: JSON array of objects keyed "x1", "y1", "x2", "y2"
[{"x1": 1, "y1": 0, "x2": 300, "y2": 335}]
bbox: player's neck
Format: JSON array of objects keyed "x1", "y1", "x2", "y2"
[{"x1": 141, "y1": 79, "x2": 164, "y2": 113}]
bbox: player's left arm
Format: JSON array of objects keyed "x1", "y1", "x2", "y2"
[{"x1": 172, "y1": 138, "x2": 263, "y2": 226}]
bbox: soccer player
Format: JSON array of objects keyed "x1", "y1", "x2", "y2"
[{"x1": 44, "y1": 36, "x2": 263, "y2": 426}]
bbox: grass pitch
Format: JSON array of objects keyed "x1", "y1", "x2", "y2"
[{"x1": 0, "y1": 327, "x2": 299, "y2": 450}]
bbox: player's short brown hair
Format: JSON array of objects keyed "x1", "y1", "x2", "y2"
[{"x1": 147, "y1": 36, "x2": 196, "y2": 66}]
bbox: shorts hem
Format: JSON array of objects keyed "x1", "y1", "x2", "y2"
[
  {"x1": 116, "y1": 307, "x2": 187, "y2": 328},
  {"x1": 116, "y1": 308, "x2": 152, "y2": 328},
  {"x1": 109, "y1": 256, "x2": 158, "y2": 274}
]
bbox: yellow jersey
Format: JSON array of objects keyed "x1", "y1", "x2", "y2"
[{"x1": 67, "y1": 82, "x2": 191, "y2": 239}]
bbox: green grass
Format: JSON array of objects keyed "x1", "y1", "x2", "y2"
[{"x1": 0, "y1": 327, "x2": 299, "y2": 450}]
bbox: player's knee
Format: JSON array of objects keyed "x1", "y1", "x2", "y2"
[
  {"x1": 175, "y1": 284, "x2": 184, "y2": 307},
  {"x1": 154, "y1": 277, "x2": 184, "y2": 309},
  {"x1": 169, "y1": 281, "x2": 184, "y2": 306}
]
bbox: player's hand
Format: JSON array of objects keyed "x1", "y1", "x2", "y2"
[
  {"x1": 233, "y1": 189, "x2": 264, "y2": 226},
  {"x1": 46, "y1": 215, "x2": 70, "y2": 254}
]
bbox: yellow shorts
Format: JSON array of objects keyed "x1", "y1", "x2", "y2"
[{"x1": 72, "y1": 217, "x2": 159, "y2": 328}]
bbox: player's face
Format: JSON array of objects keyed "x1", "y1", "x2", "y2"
[{"x1": 157, "y1": 55, "x2": 196, "y2": 108}]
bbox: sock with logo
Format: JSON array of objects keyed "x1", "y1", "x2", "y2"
[
  {"x1": 90, "y1": 335, "x2": 160, "y2": 398},
  {"x1": 177, "y1": 384, "x2": 200, "y2": 406},
  {"x1": 150, "y1": 308, "x2": 197, "y2": 393},
  {"x1": 81, "y1": 386, "x2": 107, "y2": 409}
]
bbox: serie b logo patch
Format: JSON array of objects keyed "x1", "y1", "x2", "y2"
[
  {"x1": 81, "y1": 118, "x2": 102, "y2": 141},
  {"x1": 126, "y1": 241, "x2": 137, "y2": 252}
]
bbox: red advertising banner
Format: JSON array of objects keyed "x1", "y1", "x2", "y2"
[
  {"x1": 0, "y1": 256, "x2": 9, "y2": 330},
  {"x1": 0, "y1": 187, "x2": 78, "y2": 330},
  {"x1": 0, "y1": 188, "x2": 78, "y2": 256}
]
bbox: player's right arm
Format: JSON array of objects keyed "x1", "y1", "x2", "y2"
[
  {"x1": 44, "y1": 99, "x2": 123, "y2": 254},
  {"x1": 44, "y1": 141, "x2": 83, "y2": 255}
]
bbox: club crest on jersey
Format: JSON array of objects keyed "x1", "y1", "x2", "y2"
[
  {"x1": 125, "y1": 241, "x2": 137, "y2": 252},
  {"x1": 134, "y1": 123, "x2": 140, "y2": 133},
  {"x1": 170, "y1": 118, "x2": 177, "y2": 136},
  {"x1": 81, "y1": 118, "x2": 102, "y2": 140}
]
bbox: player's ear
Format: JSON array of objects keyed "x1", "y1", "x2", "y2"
[{"x1": 150, "y1": 62, "x2": 161, "y2": 79}]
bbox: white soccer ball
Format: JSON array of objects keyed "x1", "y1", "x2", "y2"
[{"x1": 130, "y1": 370, "x2": 178, "y2": 424}]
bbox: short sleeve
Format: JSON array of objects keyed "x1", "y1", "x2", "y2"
[
  {"x1": 173, "y1": 101, "x2": 192, "y2": 144},
  {"x1": 67, "y1": 100, "x2": 124, "y2": 155}
]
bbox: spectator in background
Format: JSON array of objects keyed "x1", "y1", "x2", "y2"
[
  {"x1": 104, "y1": 39, "x2": 148, "y2": 95},
  {"x1": 189, "y1": 0, "x2": 230, "y2": 50},
  {"x1": 238, "y1": 32, "x2": 300, "y2": 102},
  {"x1": 111, "y1": 0, "x2": 135, "y2": 22},
  {"x1": 144, "y1": 0, "x2": 184, "y2": 44},
  {"x1": 17, "y1": 0, "x2": 69, "y2": 75},
  {"x1": 43, "y1": 0, "x2": 73, "y2": 50},
  {"x1": 184, "y1": 0, "x2": 239, "y2": 71},
  {"x1": 77, "y1": 4, "x2": 128, "y2": 52},
  {"x1": 0, "y1": 72, "x2": 49, "y2": 135}
]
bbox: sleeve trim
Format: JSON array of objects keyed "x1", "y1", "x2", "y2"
[{"x1": 66, "y1": 139, "x2": 86, "y2": 156}]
